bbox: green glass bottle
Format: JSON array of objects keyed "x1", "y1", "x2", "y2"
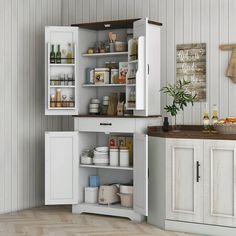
[
  {"x1": 56, "y1": 44, "x2": 61, "y2": 64},
  {"x1": 50, "y1": 44, "x2": 55, "y2": 64}
]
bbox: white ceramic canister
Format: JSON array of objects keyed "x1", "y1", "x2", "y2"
[
  {"x1": 109, "y1": 148, "x2": 119, "y2": 166},
  {"x1": 84, "y1": 187, "x2": 98, "y2": 204},
  {"x1": 119, "y1": 148, "x2": 129, "y2": 167}
]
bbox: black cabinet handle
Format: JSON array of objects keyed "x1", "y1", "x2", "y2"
[
  {"x1": 196, "y1": 161, "x2": 200, "y2": 182},
  {"x1": 100, "y1": 123, "x2": 112, "y2": 126}
]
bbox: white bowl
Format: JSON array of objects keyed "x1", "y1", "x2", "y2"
[
  {"x1": 103, "y1": 100, "x2": 109, "y2": 106},
  {"x1": 93, "y1": 158, "x2": 109, "y2": 164},
  {"x1": 120, "y1": 185, "x2": 133, "y2": 194},
  {"x1": 95, "y1": 146, "x2": 109, "y2": 152},
  {"x1": 89, "y1": 103, "x2": 99, "y2": 108},
  {"x1": 89, "y1": 108, "x2": 99, "y2": 113},
  {"x1": 103, "y1": 96, "x2": 110, "y2": 101},
  {"x1": 81, "y1": 156, "x2": 93, "y2": 165},
  {"x1": 91, "y1": 98, "x2": 100, "y2": 104}
]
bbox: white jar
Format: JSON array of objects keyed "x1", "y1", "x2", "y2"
[
  {"x1": 85, "y1": 187, "x2": 98, "y2": 204},
  {"x1": 110, "y1": 148, "x2": 119, "y2": 166},
  {"x1": 119, "y1": 148, "x2": 129, "y2": 167}
]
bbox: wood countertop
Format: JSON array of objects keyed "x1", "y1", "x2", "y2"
[
  {"x1": 73, "y1": 114, "x2": 161, "y2": 118},
  {"x1": 148, "y1": 126, "x2": 236, "y2": 140}
]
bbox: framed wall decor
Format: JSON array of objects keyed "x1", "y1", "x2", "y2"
[{"x1": 176, "y1": 43, "x2": 206, "y2": 102}]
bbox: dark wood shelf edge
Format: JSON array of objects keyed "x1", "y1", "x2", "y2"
[
  {"x1": 148, "y1": 125, "x2": 236, "y2": 140},
  {"x1": 73, "y1": 114, "x2": 162, "y2": 119},
  {"x1": 71, "y1": 18, "x2": 162, "y2": 30}
]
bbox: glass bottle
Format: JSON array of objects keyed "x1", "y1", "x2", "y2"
[
  {"x1": 56, "y1": 45, "x2": 61, "y2": 64},
  {"x1": 50, "y1": 44, "x2": 55, "y2": 63},
  {"x1": 56, "y1": 89, "x2": 62, "y2": 107},
  {"x1": 203, "y1": 104, "x2": 210, "y2": 133},
  {"x1": 211, "y1": 104, "x2": 219, "y2": 133},
  {"x1": 67, "y1": 43, "x2": 73, "y2": 64}
]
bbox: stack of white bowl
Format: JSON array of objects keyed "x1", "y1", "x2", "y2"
[
  {"x1": 93, "y1": 146, "x2": 109, "y2": 166},
  {"x1": 89, "y1": 98, "x2": 100, "y2": 114}
]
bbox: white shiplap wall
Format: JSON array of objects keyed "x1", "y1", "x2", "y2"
[
  {"x1": 62, "y1": 0, "x2": 236, "y2": 125},
  {"x1": 0, "y1": 0, "x2": 62, "y2": 213}
]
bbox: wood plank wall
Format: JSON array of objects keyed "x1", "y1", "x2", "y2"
[
  {"x1": 0, "y1": 0, "x2": 62, "y2": 213},
  {"x1": 62, "y1": 0, "x2": 236, "y2": 126}
]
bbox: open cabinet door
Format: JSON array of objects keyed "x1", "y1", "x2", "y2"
[
  {"x1": 134, "y1": 134, "x2": 148, "y2": 216},
  {"x1": 45, "y1": 132, "x2": 79, "y2": 205}
]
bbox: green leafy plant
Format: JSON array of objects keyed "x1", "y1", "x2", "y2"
[{"x1": 161, "y1": 79, "x2": 197, "y2": 124}]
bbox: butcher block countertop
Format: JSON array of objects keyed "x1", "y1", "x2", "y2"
[{"x1": 148, "y1": 125, "x2": 236, "y2": 140}]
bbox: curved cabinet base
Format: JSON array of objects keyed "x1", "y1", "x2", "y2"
[{"x1": 72, "y1": 203, "x2": 145, "y2": 222}]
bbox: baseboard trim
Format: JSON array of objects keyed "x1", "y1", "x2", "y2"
[{"x1": 165, "y1": 220, "x2": 236, "y2": 236}]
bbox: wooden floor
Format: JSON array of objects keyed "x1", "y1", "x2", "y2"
[{"x1": 0, "y1": 206, "x2": 201, "y2": 236}]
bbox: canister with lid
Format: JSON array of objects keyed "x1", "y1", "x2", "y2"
[
  {"x1": 109, "y1": 147, "x2": 119, "y2": 166},
  {"x1": 119, "y1": 147, "x2": 129, "y2": 167}
]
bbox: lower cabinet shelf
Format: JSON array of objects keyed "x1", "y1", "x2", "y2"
[
  {"x1": 80, "y1": 164, "x2": 133, "y2": 171},
  {"x1": 72, "y1": 203, "x2": 144, "y2": 222}
]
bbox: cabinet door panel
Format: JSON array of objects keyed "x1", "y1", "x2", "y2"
[
  {"x1": 204, "y1": 140, "x2": 236, "y2": 227},
  {"x1": 134, "y1": 134, "x2": 148, "y2": 216},
  {"x1": 166, "y1": 139, "x2": 203, "y2": 223},
  {"x1": 45, "y1": 132, "x2": 79, "y2": 205}
]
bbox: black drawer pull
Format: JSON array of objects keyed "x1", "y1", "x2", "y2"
[
  {"x1": 100, "y1": 123, "x2": 112, "y2": 126},
  {"x1": 196, "y1": 161, "x2": 200, "y2": 182}
]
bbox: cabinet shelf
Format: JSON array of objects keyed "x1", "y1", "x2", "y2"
[
  {"x1": 128, "y1": 60, "x2": 138, "y2": 64},
  {"x1": 82, "y1": 52, "x2": 128, "y2": 57},
  {"x1": 50, "y1": 85, "x2": 75, "y2": 88},
  {"x1": 82, "y1": 84, "x2": 126, "y2": 87},
  {"x1": 50, "y1": 63, "x2": 75, "y2": 66},
  {"x1": 80, "y1": 164, "x2": 133, "y2": 171}
]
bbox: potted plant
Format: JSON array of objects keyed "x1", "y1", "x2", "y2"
[{"x1": 160, "y1": 79, "x2": 196, "y2": 131}]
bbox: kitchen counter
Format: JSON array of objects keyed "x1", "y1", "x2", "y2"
[
  {"x1": 148, "y1": 125, "x2": 236, "y2": 140},
  {"x1": 73, "y1": 114, "x2": 161, "y2": 118}
]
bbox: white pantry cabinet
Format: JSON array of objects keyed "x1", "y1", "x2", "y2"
[
  {"x1": 45, "y1": 132, "x2": 79, "y2": 204},
  {"x1": 148, "y1": 137, "x2": 236, "y2": 236},
  {"x1": 45, "y1": 117, "x2": 158, "y2": 221},
  {"x1": 45, "y1": 18, "x2": 161, "y2": 116}
]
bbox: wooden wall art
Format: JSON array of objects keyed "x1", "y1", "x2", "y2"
[{"x1": 176, "y1": 43, "x2": 206, "y2": 102}]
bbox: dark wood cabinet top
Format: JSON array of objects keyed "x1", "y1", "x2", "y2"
[
  {"x1": 73, "y1": 114, "x2": 161, "y2": 119},
  {"x1": 148, "y1": 126, "x2": 236, "y2": 140}
]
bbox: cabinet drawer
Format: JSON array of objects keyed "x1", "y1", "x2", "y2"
[{"x1": 78, "y1": 118, "x2": 135, "y2": 133}]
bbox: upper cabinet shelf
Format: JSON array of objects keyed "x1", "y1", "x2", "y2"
[{"x1": 82, "y1": 52, "x2": 128, "y2": 57}]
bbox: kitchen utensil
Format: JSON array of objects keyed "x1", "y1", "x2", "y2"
[
  {"x1": 89, "y1": 103, "x2": 99, "y2": 109},
  {"x1": 93, "y1": 158, "x2": 109, "y2": 165},
  {"x1": 91, "y1": 98, "x2": 100, "y2": 104},
  {"x1": 98, "y1": 184, "x2": 120, "y2": 204},
  {"x1": 89, "y1": 108, "x2": 99, "y2": 114},
  {"x1": 117, "y1": 193, "x2": 133, "y2": 208},
  {"x1": 85, "y1": 187, "x2": 98, "y2": 204}
]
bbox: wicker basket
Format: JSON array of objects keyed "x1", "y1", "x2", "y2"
[{"x1": 214, "y1": 123, "x2": 236, "y2": 134}]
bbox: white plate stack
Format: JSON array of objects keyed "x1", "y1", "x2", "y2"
[{"x1": 93, "y1": 146, "x2": 109, "y2": 166}]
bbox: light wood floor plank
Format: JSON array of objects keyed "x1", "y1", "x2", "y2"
[{"x1": 0, "y1": 206, "x2": 201, "y2": 236}]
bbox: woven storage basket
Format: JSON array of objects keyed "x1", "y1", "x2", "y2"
[{"x1": 214, "y1": 123, "x2": 236, "y2": 134}]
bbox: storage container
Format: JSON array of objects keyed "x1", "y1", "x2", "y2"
[
  {"x1": 111, "y1": 69, "x2": 119, "y2": 84},
  {"x1": 85, "y1": 187, "x2": 98, "y2": 204},
  {"x1": 117, "y1": 193, "x2": 133, "y2": 208},
  {"x1": 120, "y1": 148, "x2": 129, "y2": 167},
  {"x1": 89, "y1": 176, "x2": 100, "y2": 187},
  {"x1": 109, "y1": 148, "x2": 119, "y2": 166},
  {"x1": 115, "y1": 41, "x2": 127, "y2": 52},
  {"x1": 94, "y1": 68, "x2": 109, "y2": 84}
]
